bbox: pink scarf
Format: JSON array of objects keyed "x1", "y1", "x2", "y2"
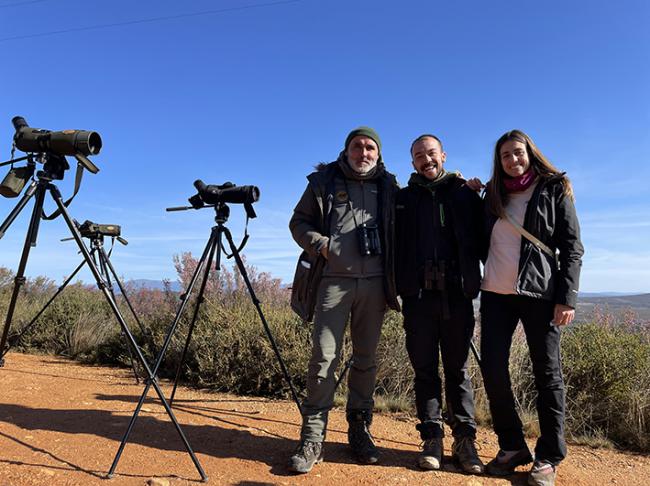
[{"x1": 504, "y1": 169, "x2": 537, "y2": 193}]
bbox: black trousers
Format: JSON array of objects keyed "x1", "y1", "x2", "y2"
[
  {"x1": 480, "y1": 291, "x2": 566, "y2": 465},
  {"x1": 402, "y1": 289, "x2": 477, "y2": 439}
]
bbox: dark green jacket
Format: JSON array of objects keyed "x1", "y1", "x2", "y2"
[{"x1": 289, "y1": 160, "x2": 400, "y2": 321}]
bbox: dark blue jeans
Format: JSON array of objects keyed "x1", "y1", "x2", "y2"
[
  {"x1": 480, "y1": 291, "x2": 566, "y2": 465},
  {"x1": 403, "y1": 289, "x2": 477, "y2": 439}
]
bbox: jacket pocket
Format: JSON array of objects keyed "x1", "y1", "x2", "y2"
[{"x1": 290, "y1": 250, "x2": 324, "y2": 321}]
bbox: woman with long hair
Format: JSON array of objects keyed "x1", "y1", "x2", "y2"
[{"x1": 480, "y1": 130, "x2": 584, "y2": 486}]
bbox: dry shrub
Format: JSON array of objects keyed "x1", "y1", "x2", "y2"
[
  {"x1": 66, "y1": 310, "x2": 115, "y2": 359},
  {"x1": 562, "y1": 315, "x2": 650, "y2": 451}
]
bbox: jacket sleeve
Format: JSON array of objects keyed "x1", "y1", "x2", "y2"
[
  {"x1": 553, "y1": 186, "x2": 584, "y2": 308},
  {"x1": 451, "y1": 186, "x2": 484, "y2": 300},
  {"x1": 289, "y1": 184, "x2": 328, "y2": 258}
]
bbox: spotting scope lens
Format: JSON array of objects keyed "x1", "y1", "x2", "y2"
[{"x1": 11, "y1": 116, "x2": 102, "y2": 157}]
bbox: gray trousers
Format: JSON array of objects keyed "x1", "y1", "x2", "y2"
[{"x1": 300, "y1": 276, "x2": 386, "y2": 442}]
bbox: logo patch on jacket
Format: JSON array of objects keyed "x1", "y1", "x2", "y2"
[{"x1": 336, "y1": 190, "x2": 348, "y2": 203}]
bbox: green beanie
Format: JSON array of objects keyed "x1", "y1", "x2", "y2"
[{"x1": 344, "y1": 126, "x2": 382, "y2": 152}]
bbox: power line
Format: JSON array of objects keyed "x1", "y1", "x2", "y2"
[
  {"x1": 0, "y1": 0, "x2": 53, "y2": 9},
  {"x1": 0, "y1": 0, "x2": 305, "y2": 43}
]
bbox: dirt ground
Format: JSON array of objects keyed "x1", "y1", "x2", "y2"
[{"x1": 0, "y1": 353, "x2": 649, "y2": 486}]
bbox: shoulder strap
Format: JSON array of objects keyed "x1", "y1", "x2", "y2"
[
  {"x1": 42, "y1": 163, "x2": 84, "y2": 221},
  {"x1": 504, "y1": 211, "x2": 554, "y2": 258}
]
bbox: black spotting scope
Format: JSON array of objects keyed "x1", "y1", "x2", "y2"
[{"x1": 12, "y1": 116, "x2": 102, "y2": 174}]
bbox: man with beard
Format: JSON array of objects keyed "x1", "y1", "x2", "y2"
[
  {"x1": 288, "y1": 127, "x2": 400, "y2": 474},
  {"x1": 395, "y1": 134, "x2": 484, "y2": 474}
]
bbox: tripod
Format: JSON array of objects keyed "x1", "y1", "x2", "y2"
[
  {"x1": 0, "y1": 157, "x2": 207, "y2": 481},
  {"x1": 165, "y1": 202, "x2": 302, "y2": 409},
  {"x1": 108, "y1": 200, "x2": 302, "y2": 478},
  {"x1": 0, "y1": 226, "x2": 155, "y2": 382}
]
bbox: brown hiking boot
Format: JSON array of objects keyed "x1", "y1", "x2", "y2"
[
  {"x1": 287, "y1": 440, "x2": 323, "y2": 474},
  {"x1": 451, "y1": 436, "x2": 484, "y2": 474}
]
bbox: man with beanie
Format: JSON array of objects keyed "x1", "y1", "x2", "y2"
[
  {"x1": 395, "y1": 134, "x2": 484, "y2": 474},
  {"x1": 288, "y1": 127, "x2": 400, "y2": 473}
]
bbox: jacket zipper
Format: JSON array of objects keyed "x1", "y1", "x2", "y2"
[{"x1": 360, "y1": 180, "x2": 365, "y2": 275}]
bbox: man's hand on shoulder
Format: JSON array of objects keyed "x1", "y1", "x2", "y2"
[{"x1": 464, "y1": 177, "x2": 485, "y2": 192}]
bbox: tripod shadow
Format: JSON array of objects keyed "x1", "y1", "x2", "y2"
[
  {"x1": 0, "y1": 429, "x2": 104, "y2": 479},
  {"x1": 0, "y1": 399, "x2": 419, "y2": 476},
  {"x1": 0, "y1": 401, "x2": 292, "y2": 470},
  {"x1": 0, "y1": 401, "x2": 527, "y2": 482}
]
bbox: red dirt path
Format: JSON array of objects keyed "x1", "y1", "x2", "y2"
[{"x1": 0, "y1": 353, "x2": 648, "y2": 485}]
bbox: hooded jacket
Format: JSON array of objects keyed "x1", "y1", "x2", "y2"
[
  {"x1": 289, "y1": 158, "x2": 400, "y2": 321},
  {"x1": 485, "y1": 175, "x2": 584, "y2": 307}
]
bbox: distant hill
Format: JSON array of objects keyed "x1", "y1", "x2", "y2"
[
  {"x1": 124, "y1": 279, "x2": 182, "y2": 292},
  {"x1": 117, "y1": 280, "x2": 650, "y2": 322},
  {"x1": 576, "y1": 293, "x2": 650, "y2": 321}
]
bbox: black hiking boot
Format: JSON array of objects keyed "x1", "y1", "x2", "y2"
[
  {"x1": 287, "y1": 440, "x2": 323, "y2": 474},
  {"x1": 486, "y1": 448, "x2": 534, "y2": 476},
  {"x1": 451, "y1": 435, "x2": 484, "y2": 474},
  {"x1": 528, "y1": 460, "x2": 557, "y2": 486},
  {"x1": 347, "y1": 410, "x2": 379, "y2": 464},
  {"x1": 418, "y1": 437, "x2": 443, "y2": 470}
]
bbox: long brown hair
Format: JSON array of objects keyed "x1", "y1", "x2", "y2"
[{"x1": 486, "y1": 129, "x2": 574, "y2": 217}]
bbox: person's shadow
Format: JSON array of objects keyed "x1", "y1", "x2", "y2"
[{"x1": 0, "y1": 396, "x2": 529, "y2": 484}]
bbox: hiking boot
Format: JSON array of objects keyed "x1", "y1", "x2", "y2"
[
  {"x1": 528, "y1": 460, "x2": 557, "y2": 486},
  {"x1": 287, "y1": 440, "x2": 323, "y2": 474},
  {"x1": 417, "y1": 437, "x2": 443, "y2": 470},
  {"x1": 347, "y1": 410, "x2": 380, "y2": 464},
  {"x1": 452, "y1": 436, "x2": 484, "y2": 474},
  {"x1": 486, "y1": 448, "x2": 533, "y2": 476}
]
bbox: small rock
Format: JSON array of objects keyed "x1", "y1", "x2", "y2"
[
  {"x1": 40, "y1": 468, "x2": 55, "y2": 477},
  {"x1": 146, "y1": 479, "x2": 170, "y2": 486}
]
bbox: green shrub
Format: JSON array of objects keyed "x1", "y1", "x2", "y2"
[{"x1": 562, "y1": 321, "x2": 650, "y2": 450}]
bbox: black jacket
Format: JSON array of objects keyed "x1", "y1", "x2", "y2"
[
  {"x1": 395, "y1": 175, "x2": 484, "y2": 300},
  {"x1": 485, "y1": 175, "x2": 584, "y2": 308},
  {"x1": 289, "y1": 160, "x2": 400, "y2": 321}
]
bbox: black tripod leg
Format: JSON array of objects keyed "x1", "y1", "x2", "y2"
[
  {"x1": 100, "y1": 246, "x2": 159, "y2": 358},
  {"x1": 97, "y1": 250, "x2": 140, "y2": 384},
  {"x1": 169, "y1": 233, "x2": 218, "y2": 406},
  {"x1": 222, "y1": 226, "x2": 302, "y2": 414},
  {"x1": 108, "y1": 227, "x2": 218, "y2": 481},
  {"x1": 334, "y1": 355, "x2": 354, "y2": 395},
  {"x1": 0, "y1": 257, "x2": 87, "y2": 360},
  {"x1": 0, "y1": 180, "x2": 38, "y2": 239},
  {"x1": 47, "y1": 186, "x2": 207, "y2": 481},
  {"x1": 0, "y1": 183, "x2": 44, "y2": 365}
]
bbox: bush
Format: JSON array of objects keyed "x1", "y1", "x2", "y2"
[{"x1": 562, "y1": 319, "x2": 650, "y2": 450}]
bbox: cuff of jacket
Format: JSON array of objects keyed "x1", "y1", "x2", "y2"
[
  {"x1": 313, "y1": 236, "x2": 329, "y2": 254},
  {"x1": 556, "y1": 289, "x2": 578, "y2": 308}
]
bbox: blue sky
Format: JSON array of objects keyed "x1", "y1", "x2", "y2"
[{"x1": 0, "y1": 0, "x2": 648, "y2": 293}]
